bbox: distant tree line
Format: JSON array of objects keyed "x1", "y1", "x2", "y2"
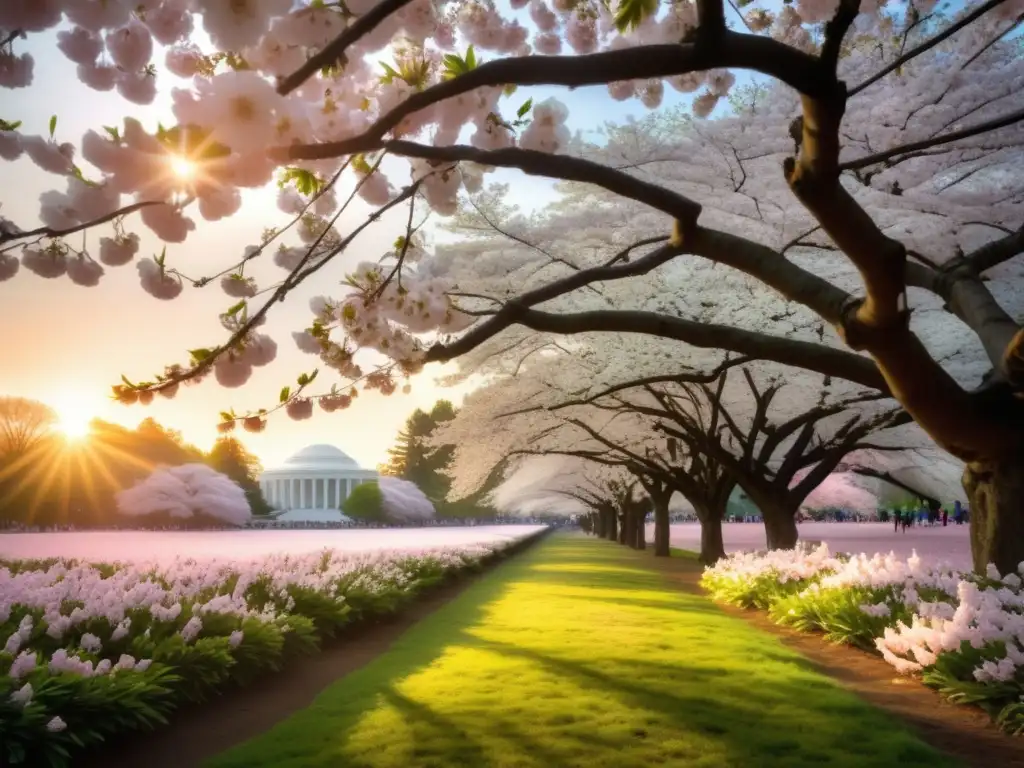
[
  {"x1": 379, "y1": 399, "x2": 501, "y2": 519},
  {"x1": 0, "y1": 395, "x2": 270, "y2": 527}
]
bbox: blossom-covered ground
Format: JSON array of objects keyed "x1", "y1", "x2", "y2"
[
  {"x1": 702, "y1": 544, "x2": 1024, "y2": 734},
  {"x1": 0, "y1": 525, "x2": 546, "y2": 564},
  {"x1": 664, "y1": 522, "x2": 972, "y2": 569},
  {"x1": 1, "y1": 528, "x2": 543, "y2": 766}
]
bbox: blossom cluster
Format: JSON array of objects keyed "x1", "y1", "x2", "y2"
[
  {"x1": 702, "y1": 545, "x2": 1024, "y2": 733},
  {"x1": 0, "y1": 531, "x2": 540, "y2": 766}
]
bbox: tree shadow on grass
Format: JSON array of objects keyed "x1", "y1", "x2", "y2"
[
  {"x1": 462, "y1": 637, "x2": 949, "y2": 767},
  {"x1": 209, "y1": 536, "x2": 950, "y2": 768},
  {"x1": 208, "y1": 547, "x2": 540, "y2": 768},
  {"x1": 378, "y1": 687, "x2": 495, "y2": 768}
]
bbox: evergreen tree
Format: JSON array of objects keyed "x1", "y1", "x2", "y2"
[
  {"x1": 381, "y1": 400, "x2": 500, "y2": 518},
  {"x1": 206, "y1": 436, "x2": 272, "y2": 516}
]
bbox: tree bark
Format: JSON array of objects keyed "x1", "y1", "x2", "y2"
[
  {"x1": 605, "y1": 507, "x2": 618, "y2": 542},
  {"x1": 617, "y1": 510, "x2": 627, "y2": 545},
  {"x1": 653, "y1": 498, "x2": 671, "y2": 557},
  {"x1": 763, "y1": 508, "x2": 799, "y2": 550},
  {"x1": 635, "y1": 508, "x2": 646, "y2": 550},
  {"x1": 964, "y1": 457, "x2": 1024, "y2": 575},
  {"x1": 699, "y1": 514, "x2": 725, "y2": 565},
  {"x1": 595, "y1": 509, "x2": 606, "y2": 539}
]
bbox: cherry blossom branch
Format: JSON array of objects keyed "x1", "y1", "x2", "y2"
[
  {"x1": 276, "y1": 0, "x2": 417, "y2": 95},
  {"x1": 372, "y1": 192, "x2": 419, "y2": 299},
  {"x1": 0, "y1": 201, "x2": 163, "y2": 246},
  {"x1": 838, "y1": 106, "x2": 1024, "y2": 171},
  {"x1": 844, "y1": 465, "x2": 941, "y2": 507},
  {"x1": 277, "y1": 36, "x2": 838, "y2": 161},
  {"x1": 848, "y1": 0, "x2": 1014, "y2": 97},
  {"x1": 429, "y1": 305, "x2": 888, "y2": 391},
  {"x1": 194, "y1": 159, "x2": 352, "y2": 288},
  {"x1": 540, "y1": 356, "x2": 755, "y2": 413},
  {"x1": 960, "y1": 12, "x2": 1024, "y2": 70},
  {"x1": 965, "y1": 224, "x2": 1024, "y2": 273},
  {"x1": 602, "y1": 236, "x2": 670, "y2": 267},
  {"x1": 136, "y1": 175, "x2": 420, "y2": 399},
  {"x1": 388, "y1": 141, "x2": 706, "y2": 224},
  {"x1": 782, "y1": 3, "x2": 1024, "y2": 461}
]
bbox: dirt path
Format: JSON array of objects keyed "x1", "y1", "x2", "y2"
[
  {"x1": 648, "y1": 551, "x2": 1024, "y2": 768},
  {"x1": 79, "y1": 571, "x2": 491, "y2": 768}
]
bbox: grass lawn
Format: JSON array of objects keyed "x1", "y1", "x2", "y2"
[{"x1": 210, "y1": 534, "x2": 956, "y2": 768}]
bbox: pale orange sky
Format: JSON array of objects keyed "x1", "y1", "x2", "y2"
[{"x1": 1, "y1": 35, "x2": 483, "y2": 470}]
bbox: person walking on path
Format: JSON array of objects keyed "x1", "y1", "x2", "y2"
[
  {"x1": 893, "y1": 509, "x2": 901, "y2": 533},
  {"x1": 942, "y1": 508, "x2": 948, "y2": 527}
]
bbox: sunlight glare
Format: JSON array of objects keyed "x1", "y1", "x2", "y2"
[
  {"x1": 50, "y1": 393, "x2": 95, "y2": 440},
  {"x1": 170, "y1": 156, "x2": 195, "y2": 179}
]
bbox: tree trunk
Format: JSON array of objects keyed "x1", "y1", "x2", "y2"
[
  {"x1": 763, "y1": 509, "x2": 799, "y2": 550},
  {"x1": 699, "y1": 514, "x2": 725, "y2": 565},
  {"x1": 624, "y1": 507, "x2": 634, "y2": 547},
  {"x1": 964, "y1": 458, "x2": 1024, "y2": 575},
  {"x1": 635, "y1": 508, "x2": 646, "y2": 550},
  {"x1": 653, "y1": 499, "x2": 670, "y2": 557},
  {"x1": 605, "y1": 509, "x2": 618, "y2": 542},
  {"x1": 617, "y1": 510, "x2": 627, "y2": 544}
]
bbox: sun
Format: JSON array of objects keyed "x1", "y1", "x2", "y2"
[
  {"x1": 49, "y1": 393, "x2": 95, "y2": 441},
  {"x1": 170, "y1": 155, "x2": 195, "y2": 179}
]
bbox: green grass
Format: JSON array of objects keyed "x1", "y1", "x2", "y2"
[{"x1": 210, "y1": 535, "x2": 956, "y2": 768}]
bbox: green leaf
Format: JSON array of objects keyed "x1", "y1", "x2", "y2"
[
  {"x1": 0, "y1": 118, "x2": 22, "y2": 131},
  {"x1": 465, "y1": 45, "x2": 476, "y2": 69},
  {"x1": 613, "y1": 0, "x2": 658, "y2": 31},
  {"x1": 219, "y1": 411, "x2": 234, "y2": 422},
  {"x1": 503, "y1": 84, "x2": 518, "y2": 97},
  {"x1": 189, "y1": 348, "x2": 213, "y2": 362},
  {"x1": 379, "y1": 61, "x2": 401, "y2": 84},
  {"x1": 103, "y1": 125, "x2": 120, "y2": 142},
  {"x1": 298, "y1": 373, "x2": 309, "y2": 386},
  {"x1": 226, "y1": 300, "x2": 246, "y2": 316},
  {"x1": 278, "y1": 166, "x2": 324, "y2": 197},
  {"x1": 49, "y1": 114, "x2": 57, "y2": 138},
  {"x1": 516, "y1": 98, "x2": 533, "y2": 118},
  {"x1": 279, "y1": 386, "x2": 291, "y2": 403},
  {"x1": 121, "y1": 375, "x2": 136, "y2": 388}
]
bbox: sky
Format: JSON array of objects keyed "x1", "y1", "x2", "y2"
[{"x1": 0, "y1": 8, "x2": 752, "y2": 470}]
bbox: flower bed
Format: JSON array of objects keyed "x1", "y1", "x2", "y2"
[
  {"x1": 702, "y1": 545, "x2": 1024, "y2": 734},
  {"x1": 1, "y1": 532, "x2": 542, "y2": 766}
]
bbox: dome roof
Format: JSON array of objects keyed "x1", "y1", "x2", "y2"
[{"x1": 279, "y1": 444, "x2": 359, "y2": 470}]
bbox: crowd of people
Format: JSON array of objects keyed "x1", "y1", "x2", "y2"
[{"x1": 890, "y1": 500, "x2": 969, "y2": 532}]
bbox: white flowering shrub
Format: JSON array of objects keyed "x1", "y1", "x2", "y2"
[
  {"x1": 702, "y1": 545, "x2": 1024, "y2": 733},
  {"x1": 0, "y1": 532, "x2": 540, "y2": 766},
  {"x1": 379, "y1": 476, "x2": 436, "y2": 523},
  {"x1": 115, "y1": 463, "x2": 252, "y2": 526}
]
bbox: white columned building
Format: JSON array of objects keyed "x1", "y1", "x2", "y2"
[{"x1": 259, "y1": 444, "x2": 378, "y2": 522}]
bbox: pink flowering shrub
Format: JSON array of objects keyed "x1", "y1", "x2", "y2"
[
  {"x1": 0, "y1": 532, "x2": 541, "y2": 766},
  {"x1": 702, "y1": 546, "x2": 1024, "y2": 733},
  {"x1": 115, "y1": 463, "x2": 252, "y2": 526}
]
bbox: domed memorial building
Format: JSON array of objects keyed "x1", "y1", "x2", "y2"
[{"x1": 259, "y1": 444, "x2": 378, "y2": 522}]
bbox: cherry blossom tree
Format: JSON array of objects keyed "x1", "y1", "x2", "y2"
[
  {"x1": 2, "y1": 0, "x2": 1023, "y2": 570},
  {"x1": 115, "y1": 463, "x2": 252, "y2": 526}
]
